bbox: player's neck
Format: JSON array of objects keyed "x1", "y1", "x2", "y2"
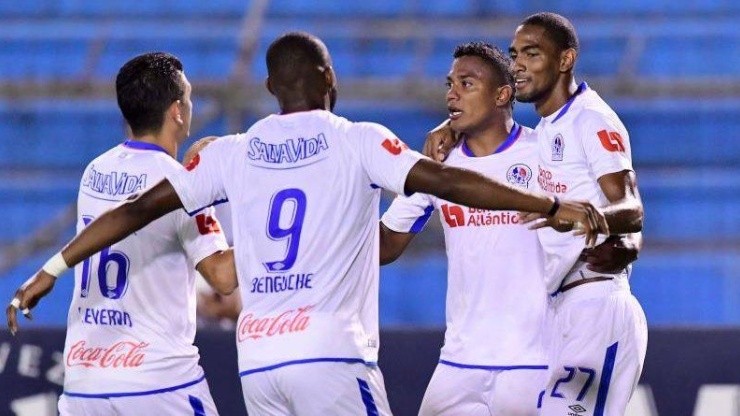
[
  {"x1": 464, "y1": 118, "x2": 515, "y2": 157},
  {"x1": 535, "y1": 78, "x2": 579, "y2": 118},
  {"x1": 131, "y1": 134, "x2": 177, "y2": 159}
]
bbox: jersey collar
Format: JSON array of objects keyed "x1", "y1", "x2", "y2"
[
  {"x1": 461, "y1": 122, "x2": 522, "y2": 157},
  {"x1": 545, "y1": 81, "x2": 588, "y2": 124},
  {"x1": 122, "y1": 140, "x2": 169, "y2": 155}
]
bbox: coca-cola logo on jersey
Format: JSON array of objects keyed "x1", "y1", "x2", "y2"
[
  {"x1": 237, "y1": 305, "x2": 314, "y2": 342},
  {"x1": 66, "y1": 340, "x2": 149, "y2": 369}
]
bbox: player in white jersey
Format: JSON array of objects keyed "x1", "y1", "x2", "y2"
[
  {"x1": 7, "y1": 33, "x2": 609, "y2": 416},
  {"x1": 7, "y1": 52, "x2": 236, "y2": 415},
  {"x1": 381, "y1": 42, "x2": 547, "y2": 416},
  {"x1": 509, "y1": 13, "x2": 648, "y2": 415},
  {"x1": 381, "y1": 42, "x2": 639, "y2": 416}
]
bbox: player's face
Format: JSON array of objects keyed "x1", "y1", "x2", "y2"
[
  {"x1": 445, "y1": 55, "x2": 500, "y2": 136},
  {"x1": 178, "y1": 71, "x2": 193, "y2": 138},
  {"x1": 509, "y1": 24, "x2": 562, "y2": 104}
]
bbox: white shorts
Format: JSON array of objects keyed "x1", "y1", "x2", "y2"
[
  {"x1": 58, "y1": 376, "x2": 219, "y2": 416},
  {"x1": 240, "y1": 360, "x2": 392, "y2": 416},
  {"x1": 539, "y1": 279, "x2": 648, "y2": 416},
  {"x1": 419, "y1": 362, "x2": 547, "y2": 416}
]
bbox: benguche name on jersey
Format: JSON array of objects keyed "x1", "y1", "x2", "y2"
[
  {"x1": 251, "y1": 273, "x2": 314, "y2": 294},
  {"x1": 81, "y1": 307, "x2": 133, "y2": 327},
  {"x1": 81, "y1": 165, "x2": 147, "y2": 196},
  {"x1": 247, "y1": 134, "x2": 329, "y2": 164}
]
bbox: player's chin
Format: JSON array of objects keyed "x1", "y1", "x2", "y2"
[
  {"x1": 448, "y1": 118, "x2": 466, "y2": 134},
  {"x1": 514, "y1": 90, "x2": 537, "y2": 103}
]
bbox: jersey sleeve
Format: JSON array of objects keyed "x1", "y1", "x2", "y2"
[
  {"x1": 381, "y1": 193, "x2": 435, "y2": 234},
  {"x1": 352, "y1": 122, "x2": 425, "y2": 196},
  {"x1": 167, "y1": 137, "x2": 231, "y2": 216},
  {"x1": 578, "y1": 110, "x2": 633, "y2": 179},
  {"x1": 174, "y1": 205, "x2": 229, "y2": 267}
]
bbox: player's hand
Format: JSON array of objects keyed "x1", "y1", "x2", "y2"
[
  {"x1": 521, "y1": 200, "x2": 609, "y2": 247},
  {"x1": 421, "y1": 120, "x2": 460, "y2": 162},
  {"x1": 584, "y1": 234, "x2": 640, "y2": 273},
  {"x1": 518, "y1": 212, "x2": 575, "y2": 233},
  {"x1": 6, "y1": 270, "x2": 57, "y2": 335},
  {"x1": 553, "y1": 200, "x2": 609, "y2": 247},
  {"x1": 182, "y1": 136, "x2": 219, "y2": 166}
]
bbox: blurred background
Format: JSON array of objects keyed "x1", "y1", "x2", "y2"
[{"x1": 0, "y1": 0, "x2": 738, "y2": 415}]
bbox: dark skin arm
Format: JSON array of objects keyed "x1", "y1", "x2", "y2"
[
  {"x1": 7, "y1": 180, "x2": 182, "y2": 334},
  {"x1": 523, "y1": 169, "x2": 643, "y2": 235},
  {"x1": 379, "y1": 222, "x2": 416, "y2": 265},
  {"x1": 196, "y1": 248, "x2": 238, "y2": 295},
  {"x1": 403, "y1": 159, "x2": 608, "y2": 243}
]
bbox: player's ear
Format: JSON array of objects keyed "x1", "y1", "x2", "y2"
[
  {"x1": 496, "y1": 85, "x2": 514, "y2": 107},
  {"x1": 560, "y1": 48, "x2": 577, "y2": 73},
  {"x1": 265, "y1": 76, "x2": 274, "y2": 95},
  {"x1": 170, "y1": 100, "x2": 184, "y2": 126},
  {"x1": 324, "y1": 66, "x2": 337, "y2": 91}
]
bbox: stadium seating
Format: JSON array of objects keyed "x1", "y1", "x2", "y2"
[{"x1": 0, "y1": 0, "x2": 738, "y2": 326}]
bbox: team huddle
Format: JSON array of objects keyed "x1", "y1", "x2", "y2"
[{"x1": 6, "y1": 11, "x2": 646, "y2": 416}]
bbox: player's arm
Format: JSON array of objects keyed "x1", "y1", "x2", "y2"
[
  {"x1": 196, "y1": 248, "x2": 238, "y2": 295},
  {"x1": 584, "y1": 232, "x2": 642, "y2": 273},
  {"x1": 598, "y1": 170, "x2": 643, "y2": 234},
  {"x1": 6, "y1": 179, "x2": 182, "y2": 334},
  {"x1": 404, "y1": 159, "x2": 609, "y2": 244},
  {"x1": 379, "y1": 223, "x2": 415, "y2": 265}
]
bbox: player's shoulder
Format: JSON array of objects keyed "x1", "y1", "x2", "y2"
[{"x1": 572, "y1": 93, "x2": 623, "y2": 133}]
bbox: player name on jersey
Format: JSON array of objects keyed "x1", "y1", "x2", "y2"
[
  {"x1": 250, "y1": 273, "x2": 314, "y2": 294},
  {"x1": 80, "y1": 307, "x2": 133, "y2": 327}
]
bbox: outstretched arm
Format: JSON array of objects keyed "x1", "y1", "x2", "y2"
[
  {"x1": 379, "y1": 222, "x2": 416, "y2": 265},
  {"x1": 404, "y1": 159, "x2": 609, "y2": 245},
  {"x1": 7, "y1": 179, "x2": 183, "y2": 334}
]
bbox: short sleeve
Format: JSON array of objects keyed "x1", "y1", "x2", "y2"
[
  {"x1": 352, "y1": 122, "x2": 425, "y2": 195},
  {"x1": 175, "y1": 205, "x2": 229, "y2": 267},
  {"x1": 168, "y1": 137, "x2": 231, "y2": 216},
  {"x1": 381, "y1": 193, "x2": 435, "y2": 234},
  {"x1": 578, "y1": 110, "x2": 633, "y2": 179}
]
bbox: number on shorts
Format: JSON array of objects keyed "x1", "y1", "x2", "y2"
[
  {"x1": 263, "y1": 188, "x2": 306, "y2": 272},
  {"x1": 551, "y1": 366, "x2": 596, "y2": 401},
  {"x1": 80, "y1": 216, "x2": 131, "y2": 299}
]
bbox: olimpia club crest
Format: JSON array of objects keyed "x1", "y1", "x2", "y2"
[
  {"x1": 506, "y1": 164, "x2": 532, "y2": 188},
  {"x1": 552, "y1": 133, "x2": 564, "y2": 161}
]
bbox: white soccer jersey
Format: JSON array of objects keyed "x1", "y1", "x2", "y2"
[
  {"x1": 534, "y1": 83, "x2": 634, "y2": 293},
  {"x1": 64, "y1": 140, "x2": 228, "y2": 396},
  {"x1": 168, "y1": 109, "x2": 424, "y2": 374},
  {"x1": 382, "y1": 124, "x2": 548, "y2": 368}
]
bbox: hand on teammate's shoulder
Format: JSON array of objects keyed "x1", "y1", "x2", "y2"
[
  {"x1": 182, "y1": 136, "x2": 220, "y2": 166},
  {"x1": 422, "y1": 120, "x2": 459, "y2": 162}
]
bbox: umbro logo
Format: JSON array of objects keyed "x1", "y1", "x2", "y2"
[{"x1": 567, "y1": 404, "x2": 587, "y2": 415}]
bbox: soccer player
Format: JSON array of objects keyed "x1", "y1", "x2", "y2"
[
  {"x1": 381, "y1": 42, "x2": 548, "y2": 416},
  {"x1": 8, "y1": 52, "x2": 236, "y2": 415},
  {"x1": 7, "y1": 32, "x2": 608, "y2": 416},
  {"x1": 509, "y1": 13, "x2": 647, "y2": 415},
  {"x1": 380, "y1": 42, "x2": 640, "y2": 416}
]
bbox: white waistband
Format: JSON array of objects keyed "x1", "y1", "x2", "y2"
[{"x1": 550, "y1": 277, "x2": 630, "y2": 306}]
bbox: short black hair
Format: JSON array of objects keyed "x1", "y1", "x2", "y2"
[
  {"x1": 521, "y1": 12, "x2": 579, "y2": 53},
  {"x1": 115, "y1": 52, "x2": 184, "y2": 136},
  {"x1": 266, "y1": 32, "x2": 330, "y2": 89},
  {"x1": 453, "y1": 41, "x2": 515, "y2": 100}
]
